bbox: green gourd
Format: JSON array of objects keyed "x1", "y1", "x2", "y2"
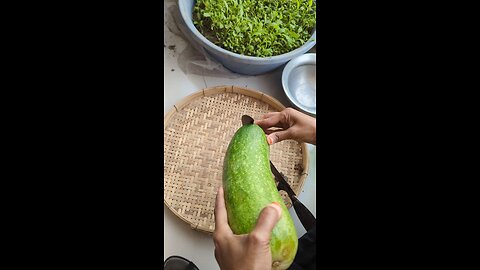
[{"x1": 223, "y1": 123, "x2": 298, "y2": 270}]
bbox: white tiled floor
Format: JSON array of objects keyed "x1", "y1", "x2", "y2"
[{"x1": 164, "y1": 9, "x2": 317, "y2": 270}]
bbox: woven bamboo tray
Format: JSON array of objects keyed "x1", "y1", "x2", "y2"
[{"x1": 164, "y1": 85, "x2": 309, "y2": 234}]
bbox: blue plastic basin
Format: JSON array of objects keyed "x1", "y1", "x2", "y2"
[{"x1": 178, "y1": 0, "x2": 316, "y2": 75}]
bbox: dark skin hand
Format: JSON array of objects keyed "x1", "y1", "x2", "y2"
[
  {"x1": 255, "y1": 108, "x2": 316, "y2": 145},
  {"x1": 213, "y1": 186, "x2": 282, "y2": 270}
]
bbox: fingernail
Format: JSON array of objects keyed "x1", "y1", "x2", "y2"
[
  {"x1": 269, "y1": 202, "x2": 282, "y2": 218},
  {"x1": 267, "y1": 136, "x2": 273, "y2": 145}
]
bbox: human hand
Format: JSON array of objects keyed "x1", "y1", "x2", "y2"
[
  {"x1": 255, "y1": 108, "x2": 316, "y2": 145},
  {"x1": 213, "y1": 186, "x2": 282, "y2": 270}
]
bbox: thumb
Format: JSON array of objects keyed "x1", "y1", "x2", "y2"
[
  {"x1": 267, "y1": 130, "x2": 292, "y2": 145},
  {"x1": 250, "y1": 203, "x2": 282, "y2": 242}
]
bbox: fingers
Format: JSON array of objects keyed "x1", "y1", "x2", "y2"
[
  {"x1": 261, "y1": 112, "x2": 278, "y2": 119},
  {"x1": 214, "y1": 186, "x2": 232, "y2": 235},
  {"x1": 267, "y1": 129, "x2": 292, "y2": 145},
  {"x1": 255, "y1": 112, "x2": 284, "y2": 130},
  {"x1": 264, "y1": 128, "x2": 284, "y2": 135},
  {"x1": 250, "y1": 203, "x2": 282, "y2": 243}
]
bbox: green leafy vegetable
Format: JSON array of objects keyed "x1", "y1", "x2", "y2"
[{"x1": 193, "y1": 0, "x2": 316, "y2": 57}]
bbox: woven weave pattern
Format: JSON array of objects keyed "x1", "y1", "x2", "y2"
[{"x1": 164, "y1": 86, "x2": 308, "y2": 233}]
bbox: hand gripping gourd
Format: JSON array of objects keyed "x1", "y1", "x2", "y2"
[{"x1": 222, "y1": 116, "x2": 298, "y2": 270}]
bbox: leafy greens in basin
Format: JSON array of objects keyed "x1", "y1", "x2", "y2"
[{"x1": 193, "y1": 0, "x2": 316, "y2": 57}]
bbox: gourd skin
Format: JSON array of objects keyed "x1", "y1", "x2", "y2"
[{"x1": 223, "y1": 124, "x2": 298, "y2": 270}]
